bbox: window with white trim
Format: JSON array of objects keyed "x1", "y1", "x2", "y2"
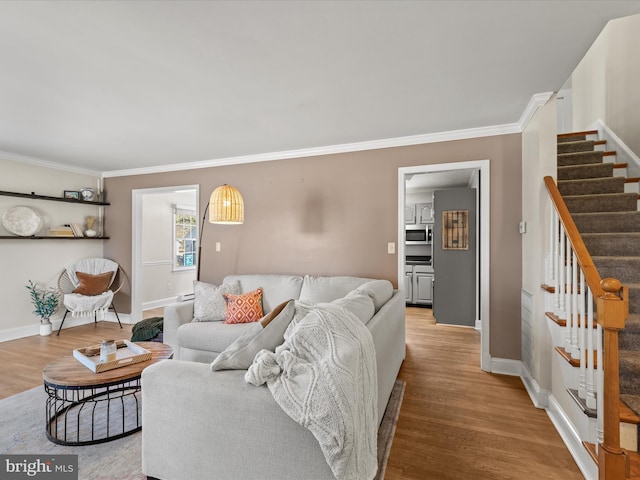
[{"x1": 173, "y1": 205, "x2": 197, "y2": 271}]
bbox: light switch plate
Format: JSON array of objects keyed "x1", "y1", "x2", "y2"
[
  {"x1": 519, "y1": 221, "x2": 527, "y2": 234},
  {"x1": 388, "y1": 242, "x2": 395, "y2": 254}
]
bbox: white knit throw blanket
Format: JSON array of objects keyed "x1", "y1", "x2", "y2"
[
  {"x1": 246, "y1": 303, "x2": 378, "y2": 480},
  {"x1": 64, "y1": 291, "x2": 114, "y2": 318}
]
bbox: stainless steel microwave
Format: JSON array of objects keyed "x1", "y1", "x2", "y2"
[{"x1": 406, "y1": 224, "x2": 432, "y2": 245}]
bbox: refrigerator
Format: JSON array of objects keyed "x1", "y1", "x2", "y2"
[{"x1": 432, "y1": 188, "x2": 476, "y2": 326}]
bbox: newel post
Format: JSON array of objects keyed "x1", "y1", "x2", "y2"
[{"x1": 597, "y1": 278, "x2": 630, "y2": 480}]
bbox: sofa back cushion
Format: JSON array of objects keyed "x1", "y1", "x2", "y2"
[
  {"x1": 298, "y1": 275, "x2": 375, "y2": 304},
  {"x1": 223, "y1": 274, "x2": 303, "y2": 312}
]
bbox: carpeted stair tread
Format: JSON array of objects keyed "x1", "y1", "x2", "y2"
[
  {"x1": 628, "y1": 285, "x2": 640, "y2": 315},
  {"x1": 558, "y1": 140, "x2": 595, "y2": 154},
  {"x1": 558, "y1": 163, "x2": 613, "y2": 181},
  {"x1": 564, "y1": 192, "x2": 639, "y2": 213},
  {"x1": 558, "y1": 177, "x2": 625, "y2": 196},
  {"x1": 619, "y1": 351, "x2": 640, "y2": 395},
  {"x1": 620, "y1": 316, "x2": 640, "y2": 351},
  {"x1": 572, "y1": 212, "x2": 640, "y2": 233},
  {"x1": 557, "y1": 151, "x2": 604, "y2": 167},
  {"x1": 592, "y1": 257, "x2": 640, "y2": 283},
  {"x1": 621, "y1": 395, "x2": 640, "y2": 419},
  {"x1": 582, "y1": 233, "x2": 640, "y2": 256},
  {"x1": 558, "y1": 133, "x2": 591, "y2": 143}
]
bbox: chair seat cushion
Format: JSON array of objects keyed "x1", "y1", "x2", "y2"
[{"x1": 178, "y1": 321, "x2": 256, "y2": 353}]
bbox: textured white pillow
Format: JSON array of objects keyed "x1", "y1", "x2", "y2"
[
  {"x1": 211, "y1": 300, "x2": 296, "y2": 370},
  {"x1": 329, "y1": 293, "x2": 375, "y2": 324},
  {"x1": 349, "y1": 280, "x2": 393, "y2": 312},
  {"x1": 193, "y1": 280, "x2": 240, "y2": 322}
]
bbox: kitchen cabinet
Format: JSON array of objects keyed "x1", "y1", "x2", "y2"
[
  {"x1": 404, "y1": 266, "x2": 413, "y2": 302},
  {"x1": 417, "y1": 203, "x2": 433, "y2": 224},
  {"x1": 414, "y1": 273, "x2": 434, "y2": 304},
  {"x1": 405, "y1": 204, "x2": 416, "y2": 224},
  {"x1": 405, "y1": 263, "x2": 433, "y2": 306}
]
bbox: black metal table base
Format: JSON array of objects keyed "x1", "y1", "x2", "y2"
[{"x1": 45, "y1": 378, "x2": 142, "y2": 446}]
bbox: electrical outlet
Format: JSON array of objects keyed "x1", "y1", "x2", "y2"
[
  {"x1": 388, "y1": 242, "x2": 396, "y2": 254},
  {"x1": 167, "y1": 282, "x2": 173, "y2": 291},
  {"x1": 216, "y1": 242, "x2": 221, "y2": 252}
]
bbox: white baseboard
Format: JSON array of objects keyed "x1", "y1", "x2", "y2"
[
  {"x1": 490, "y1": 357, "x2": 522, "y2": 376},
  {"x1": 546, "y1": 395, "x2": 598, "y2": 480},
  {"x1": 142, "y1": 296, "x2": 180, "y2": 311},
  {"x1": 520, "y1": 363, "x2": 549, "y2": 409},
  {"x1": 0, "y1": 312, "x2": 132, "y2": 343}
]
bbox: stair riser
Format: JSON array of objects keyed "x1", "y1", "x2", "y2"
[
  {"x1": 557, "y1": 140, "x2": 595, "y2": 154},
  {"x1": 583, "y1": 235, "x2": 640, "y2": 256},
  {"x1": 557, "y1": 151, "x2": 604, "y2": 167},
  {"x1": 558, "y1": 178, "x2": 625, "y2": 196},
  {"x1": 593, "y1": 259, "x2": 640, "y2": 284},
  {"x1": 558, "y1": 163, "x2": 613, "y2": 181},
  {"x1": 631, "y1": 288, "x2": 640, "y2": 315},
  {"x1": 619, "y1": 333, "x2": 640, "y2": 351},
  {"x1": 572, "y1": 213, "x2": 640, "y2": 233},
  {"x1": 558, "y1": 134, "x2": 587, "y2": 143},
  {"x1": 565, "y1": 194, "x2": 638, "y2": 214}
]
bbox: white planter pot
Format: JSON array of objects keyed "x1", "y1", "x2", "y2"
[{"x1": 40, "y1": 322, "x2": 52, "y2": 336}]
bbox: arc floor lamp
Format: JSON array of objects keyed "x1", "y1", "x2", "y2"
[{"x1": 196, "y1": 184, "x2": 244, "y2": 281}]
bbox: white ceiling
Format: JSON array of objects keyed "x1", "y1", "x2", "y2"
[{"x1": 1, "y1": 1, "x2": 640, "y2": 175}]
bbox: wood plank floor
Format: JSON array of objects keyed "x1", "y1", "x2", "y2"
[
  {"x1": 385, "y1": 307, "x2": 584, "y2": 479},
  {"x1": 0, "y1": 308, "x2": 585, "y2": 478}
]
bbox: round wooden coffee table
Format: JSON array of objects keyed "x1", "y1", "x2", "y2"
[{"x1": 43, "y1": 341, "x2": 172, "y2": 446}]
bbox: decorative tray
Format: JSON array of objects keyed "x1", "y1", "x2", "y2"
[{"x1": 73, "y1": 340, "x2": 152, "y2": 373}]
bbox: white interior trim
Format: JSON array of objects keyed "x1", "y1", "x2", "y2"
[
  {"x1": 0, "y1": 149, "x2": 102, "y2": 177},
  {"x1": 131, "y1": 184, "x2": 199, "y2": 324},
  {"x1": 546, "y1": 395, "x2": 598, "y2": 480},
  {"x1": 518, "y1": 92, "x2": 554, "y2": 130},
  {"x1": 398, "y1": 159, "x2": 491, "y2": 371}
]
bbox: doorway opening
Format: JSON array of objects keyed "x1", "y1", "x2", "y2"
[
  {"x1": 398, "y1": 160, "x2": 491, "y2": 371},
  {"x1": 131, "y1": 185, "x2": 199, "y2": 323}
]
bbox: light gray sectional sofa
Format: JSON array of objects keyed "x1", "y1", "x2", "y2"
[{"x1": 142, "y1": 274, "x2": 405, "y2": 480}]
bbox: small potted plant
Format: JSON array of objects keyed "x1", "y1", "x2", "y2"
[{"x1": 26, "y1": 280, "x2": 60, "y2": 336}]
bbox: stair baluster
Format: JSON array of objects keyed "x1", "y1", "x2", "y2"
[
  {"x1": 545, "y1": 176, "x2": 629, "y2": 479},
  {"x1": 579, "y1": 268, "x2": 587, "y2": 399},
  {"x1": 587, "y1": 288, "x2": 597, "y2": 410}
]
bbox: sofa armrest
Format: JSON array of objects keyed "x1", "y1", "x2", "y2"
[
  {"x1": 163, "y1": 300, "x2": 194, "y2": 356},
  {"x1": 141, "y1": 360, "x2": 334, "y2": 480}
]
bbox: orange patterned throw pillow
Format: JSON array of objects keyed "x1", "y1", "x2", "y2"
[{"x1": 223, "y1": 288, "x2": 264, "y2": 324}]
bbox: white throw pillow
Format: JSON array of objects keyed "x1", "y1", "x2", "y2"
[
  {"x1": 211, "y1": 299, "x2": 296, "y2": 370},
  {"x1": 329, "y1": 293, "x2": 375, "y2": 324},
  {"x1": 349, "y1": 279, "x2": 393, "y2": 312},
  {"x1": 193, "y1": 280, "x2": 240, "y2": 322}
]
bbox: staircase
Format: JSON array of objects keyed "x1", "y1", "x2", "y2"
[{"x1": 553, "y1": 130, "x2": 640, "y2": 477}]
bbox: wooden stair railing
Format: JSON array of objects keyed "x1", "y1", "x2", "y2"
[{"x1": 544, "y1": 176, "x2": 630, "y2": 479}]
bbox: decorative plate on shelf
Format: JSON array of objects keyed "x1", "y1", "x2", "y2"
[{"x1": 1, "y1": 206, "x2": 43, "y2": 236}]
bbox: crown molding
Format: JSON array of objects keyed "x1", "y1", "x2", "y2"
[
  {"x1": 0, "y1": 149, "x2": 102, "y2": 177},
  {"x1": 518, "y1": 91, "x2": 554, "y2": 130},
  {"x1": 103, "y1": 122, "x2": 521, "y2": 178},
  {"x1": 3, "y1": 91, "x2": 550, "y2": 178}
]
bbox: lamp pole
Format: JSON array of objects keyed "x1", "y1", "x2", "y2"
[{"x1": 196, "y1": 202, "x2": 209, "y2": 281}]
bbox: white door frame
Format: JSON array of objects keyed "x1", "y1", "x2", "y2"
[
  {"x1": 131, "y1": 184, "x2": 199, "y2": 323},
  {"x1": 398, "y1": 160, "x2": 491, "y2": 371}
]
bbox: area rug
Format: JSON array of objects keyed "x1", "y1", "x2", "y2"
[{"x1": 0, "y1": 379, "x2": 405, "y2": 480}]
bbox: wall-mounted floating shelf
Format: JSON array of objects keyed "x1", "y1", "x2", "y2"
[
  {"x1": 0, "y1": 189, "x2": 109, "y2": 240},
  {"x1": 0, "y1": 190, "x2": 109, "y2": 206}
]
